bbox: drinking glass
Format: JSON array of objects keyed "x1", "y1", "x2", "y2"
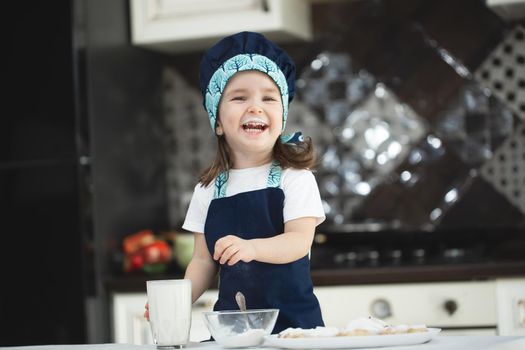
[{"x1": 147, "y1": 279, "x2": 192, "y2": 348}]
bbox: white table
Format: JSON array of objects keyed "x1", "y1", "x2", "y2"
[{"x1": 2, "y1": 336, "x2": 525, "y2": 350}]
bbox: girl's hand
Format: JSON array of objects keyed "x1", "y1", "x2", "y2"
[
  {"x1": 214, "y1": 235, "x2": 256, "y2": 265},
  {"x1": 144, "y1": 302, "x2": 149, "y2": 321}
]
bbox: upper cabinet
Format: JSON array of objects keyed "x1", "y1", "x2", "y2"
[
  {"x1": 130, "y1": 0, "x2": 313, "y2": 53},
  {"x1": 486, "y1": 0, "x2": 525, "y2": 21}
]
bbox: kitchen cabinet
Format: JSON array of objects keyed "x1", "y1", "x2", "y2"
[
  {"x1": 486, "y1": 0, "x2": 525, "y2": 20},
  {"x1": 113, "y1": 278, "x2": 525, "y2": 344},
  {"x1": 129, "y1": 0, "x2": 312, "y2": 53},
  {"x1": 496, "y1": 278, "x2": 525, "y2": 336}
]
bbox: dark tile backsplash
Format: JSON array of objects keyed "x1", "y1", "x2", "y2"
[{"x1": 164, "y1": 0, "x2": 525, "y2": 235}]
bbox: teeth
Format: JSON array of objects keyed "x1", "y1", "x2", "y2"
[
  {"x1": 242, "y1": 118, "x2": 267, "y2": 126},
  {"x1": 242, "y1": 117, "x2": 268, "y2": 131}
]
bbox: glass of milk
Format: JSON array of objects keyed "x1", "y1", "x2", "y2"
[{"x1": 147, "y1": 279, "x2": 192, "y2": 348}]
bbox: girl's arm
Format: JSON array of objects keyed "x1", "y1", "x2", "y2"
[
  {"x1": 253, "y1": 216, "x2": 316, "y2": 264},
  {"x1": 213, "y1": 216, "x2": 316, "y2": 265},
  {"x1": 185, "y1": 232, "x2": 219, "y2": 303}
]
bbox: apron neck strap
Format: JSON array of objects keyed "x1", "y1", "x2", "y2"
[
  {"x1": 266, "y1": 160, "x2": 282, "y2": 188},
  {"x1": 213, "y1": 161, "x2": 282, "y2": 199},
  {"x1": 213, "y1": 171, "x2": 228, "y2": 199}
]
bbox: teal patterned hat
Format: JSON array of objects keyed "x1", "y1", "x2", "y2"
[{"x1": 199, "y1": 32, "x2": 296, "y2": 133}]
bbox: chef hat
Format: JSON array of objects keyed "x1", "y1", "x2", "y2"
[{"x1": 199, "y1": 31, "x2": 296, "y2": 133}]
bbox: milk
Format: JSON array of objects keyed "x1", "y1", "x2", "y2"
[
  {"x1": 220, "y1": 329, "x2": 266, "y2": 348},
  {"x1": 147, "y1": 279, "x2": 192, "y2": 347}
]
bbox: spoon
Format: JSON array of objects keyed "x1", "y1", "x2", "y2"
[
  {"x1": 235, "y1": 291, "x2": 255, "y2": 329},
  {"x1": 235, "y1": 291, "x2": 247, "y2": 311}
]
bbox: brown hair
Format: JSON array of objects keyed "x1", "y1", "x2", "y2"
[{"x1": 199, "y1": 136, "x2": 316, "y2": 187}]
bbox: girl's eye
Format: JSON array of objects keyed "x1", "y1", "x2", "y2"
[
  {"x1": 263, "y1": 96, "x2": 277, "y2": 101},
  {"x1": 231, "y1": 96, "x2": 246, "y2": 101}
]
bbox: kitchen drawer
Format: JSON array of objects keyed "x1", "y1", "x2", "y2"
[
  {"x1": 111, "y1": 290, "x2": 218, "y2": 344},
  {"x1": 314, "y1": 281, "x2": 497, "y2": 328}
]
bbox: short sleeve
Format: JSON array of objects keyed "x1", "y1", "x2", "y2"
[
  {"x1": 282, "y1": 169, "x2": 326, "y2": 226},
  {"x1": 182, "y1": 183, "x2": 213, "y2": 233}
]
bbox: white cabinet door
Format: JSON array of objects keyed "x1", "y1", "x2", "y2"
[
  {"x1": 112, "y1": 290, "x2": 218, "y2": 344},
  {"x1": 496, "y1": 278, "x2": 525, "y2": 335},
  {"x1": 112, "y1": 293, "x2": 152, "y2": 344},
  {"x1": 130, "y1": 0, "x2": 312, "y2": 53}
]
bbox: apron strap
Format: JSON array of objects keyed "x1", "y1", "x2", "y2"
[
  {"x1": 266, "y1": 160, "x2": 282, "y2": 188},
  {"x1": 214, "y1": 171, "x2": 228, "y2": 199},
  {"x1": 213, "y1": 161, "x2": 282, "y2": 199}
]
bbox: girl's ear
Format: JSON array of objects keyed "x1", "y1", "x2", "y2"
[{"x1": 215, "y1": 122, "x2": 223, "y2": 136}]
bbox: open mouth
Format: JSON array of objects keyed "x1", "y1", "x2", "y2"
[{"x1": 242, "y1": 119, "x2": 268, "y2": 133}]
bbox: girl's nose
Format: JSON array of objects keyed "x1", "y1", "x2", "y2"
[{"x1": 247, "y1": 106, "x2": 263, "y2": 114}]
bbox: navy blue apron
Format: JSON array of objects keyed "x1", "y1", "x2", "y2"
[{"x1": 203, "y1": 161, "x2": 324, "y2": 333}]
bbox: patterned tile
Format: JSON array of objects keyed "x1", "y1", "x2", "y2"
[
  {"x1": 435, "y1": 82, "x2": 515, "y2": 168},
  {"x1": 438, "y1": 175, "x2": 525, "y2": 230},
  {"x1": 480, "y1": 122, "x2": 525, "y2": 215},
  {"x1": 163, "y1": 68, "x2": 215, "y2": 226},
  {"x1": 475, "y1": 25, "x2": 525, "y2": 121}
]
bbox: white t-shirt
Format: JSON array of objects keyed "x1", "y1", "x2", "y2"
[{"x1": 182, "y1": 163, "x2": 326, "y2": 233}]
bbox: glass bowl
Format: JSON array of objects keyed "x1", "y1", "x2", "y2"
[{"x1": 202, "y1": 309, "x2": 279, "y2": 348}]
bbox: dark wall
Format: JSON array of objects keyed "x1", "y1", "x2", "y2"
[
  {"x1": 1, "y1": 0, "x2": 170, "y2": 345},
  {"x1": 84, "y1": 0, "x2": 169, "y2": 280},
  {"x1": 1, "y1": 1, "x2": 85, "y2": 345},
  {"x1": 82, "y1": 0, "x2": 169, "y2": 341}
]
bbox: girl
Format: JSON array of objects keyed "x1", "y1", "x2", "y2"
[{"x1": 148, "y1": 31, "x2": 325, "y2": 333}]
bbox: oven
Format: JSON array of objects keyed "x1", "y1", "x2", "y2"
[
  {"x1": 314, "y1": 281, "x2": 498, "y2": 336},
  {"x1": 309, "y1": 231, "x2": 525, "y2": 336}
]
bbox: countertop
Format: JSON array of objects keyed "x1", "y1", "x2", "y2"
[
  {"x1": 107, "y1": 261, "x2": 525, "y2": 292},
  {"x1": 310, "y1": 261, "x2": 525, "y2": 285},
  {"x1": 3, "y1": 336, "x2": 525, "y2": 350}
]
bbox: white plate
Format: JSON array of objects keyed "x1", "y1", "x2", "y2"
[{"x1": 263, "y1": 328, "x2": 441, "y2": 349}]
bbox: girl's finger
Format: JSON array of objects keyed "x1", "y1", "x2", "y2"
[
  {"x1": 227, "y1": 251, "x2": 241, "y2": 266},
  {"x1": 220, "y1": 244, "x2": 240, "y2": 265},
  {"x1": 214, "y1": 237, "x2": 234, "y2": 260}
]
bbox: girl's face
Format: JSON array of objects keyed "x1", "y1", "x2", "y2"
[{"x1": 217, "y1": 70, "x2": 283, "y2": 167}]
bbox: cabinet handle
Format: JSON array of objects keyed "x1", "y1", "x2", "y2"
[
  {"x1": 262, "y1": 0, "x2": 269, "y2": 12},
  {"x1": 518, "y1": 299, "x2": 525, "y2": 327}
]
